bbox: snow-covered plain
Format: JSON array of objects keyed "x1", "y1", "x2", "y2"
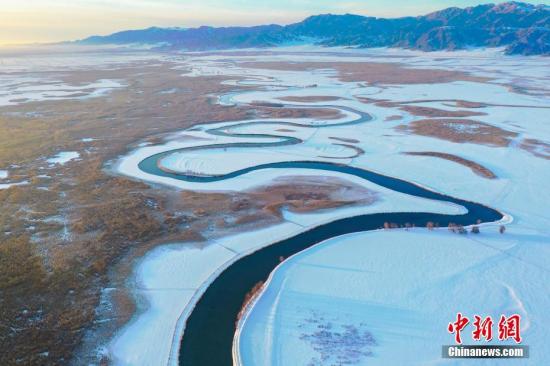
[
  {"x1": 0, "y1": 46, "x2": 170, "y2": 107},
  {"x1": 0, "y1": 181, "x2": 29, "y2": 190},
  {"x1": 0, "y1": 76, "x2": 125, "y2": 106},
  {"x1": 108, "y1": 47, "x2": 549, "y2": 366},
  {"x1": 46, "y1": 151, "x2": 80, "y2": 165},
  {"x1": 237, "y1": 229, "x2": 549, "y2": 365}
]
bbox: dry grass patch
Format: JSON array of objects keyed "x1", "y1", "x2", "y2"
[
  {"x1": 359, "y1": 97, "x2": 486, "y2": 118},
  {"x1": 239, "y1": 61, "x2": 487, "y2": 85},
  {"x1": 250, "y1": 175, "x2": 378, "y2": 215},
  {"x1": 452, "y1": 100, "x2": 488, "y2": 109},
  {"x1": 398, "y1": 105, "x2": 486, "y2": 118},
  {"x1": 397, "y1": 118, "x2": 517, "y2": 147},
  {"x1": 254, "y1": 106, "x2": 343, "y2": 120},
  {"x1": 0, "y1": 236, "x2": 99, "y2": 366},
  {"x1": 403, "y1": 151, "x2": 497, "y2": 179},
  {"x1": 520, "y1": 138, "x2": 550, "y2": 160},
  {"x1": 277, "y1": 96, "x2": 347, "y2": 103},
  {"x1": 319, "y1": 144, "x2": 365, "y2": 159},
  {"x1": 329, "y1": 137, "x2": 360, "y2": 143},
  {"x1": 385, "y1": 115, "x2": 403, "y2": 121},
  {"x1": 360, "y1": 97, "x2": 550, "y2": 111}
]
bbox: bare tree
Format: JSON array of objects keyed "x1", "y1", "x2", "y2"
[{"x1": 448, "y1": 223, "x2": 457, "y2": 233}]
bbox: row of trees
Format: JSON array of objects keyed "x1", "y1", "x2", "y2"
[{"x1": 382, "y1": 221, "x2": 506, "y2": 234}]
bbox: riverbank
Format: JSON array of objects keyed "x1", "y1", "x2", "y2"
[
  {"x1": 107, "y1": 165, "x2": 466, "y2": 364},
  {"x1": 236, "y1": 227, "x2": 548, "y2": 365}
]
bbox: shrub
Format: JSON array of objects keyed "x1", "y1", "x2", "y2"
[
  {"x1": 236, "y1": 281, "x2": 264, "y2": 327},
  {"x1": 448, "y1": 223, "x2": 457, "y2": 233}
]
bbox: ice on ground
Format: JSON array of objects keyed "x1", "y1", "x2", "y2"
[
  {"x1": 158, "y1": 144, "x2": 357, "y2": 176},
  {"x1": 46, "y1": 151, "x2": 80, "y2": 165},
  {"x1": 0, "y1": 77, "x2": 125, "y2": 106},
  {"x1": 0, "y1": 45, "x2": 166, "y2": 73},
  {"x1": 0, "y1": 170, "x2": 8, "y2": 179},
  {"x1": 237, "y1": 230, "x2": 550, "y2": 366},
  {"x1": 0, "y1": 181, "x2": 29, "y2": 190}
]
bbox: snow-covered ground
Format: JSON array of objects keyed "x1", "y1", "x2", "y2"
[
  {"x1": 0, "y1": 180, "x2": 29, "y2": 190},
  {"x1": 46, "y1": 151, "x2": 80, "y2": 165},
  {"x1": 0, "y1": 45, "x2": 170, "y2": 107},
  {"x1": 108, "y1": 181, "x2": 465, "y2": 366},
  {"x1": 107, "y1": 47, "x2": 549, "y2": 365},
  {"x1": 0, "y1": 168, "x2": 29, "y2": 190},
  {"x1": 0, "y1": 76, "x2": 125, "y2": 106},
  {"x1": 237, "y1": 229, "x2": 549, "y2": 365}
]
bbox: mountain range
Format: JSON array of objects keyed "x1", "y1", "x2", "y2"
[{"x1": 78, "y1": 2, "x2": 550, "y2": 55}]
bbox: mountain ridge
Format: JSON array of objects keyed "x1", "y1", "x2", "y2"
[{"x1": 77, "y1": 2, "x2": 550, "y2": 55}]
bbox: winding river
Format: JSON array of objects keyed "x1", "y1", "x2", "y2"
[
  {"x1": 142, "y1": 161, "x2": 502, "y2": 366},
  {"x1": 132, "y1": 98, "x2": 503, "y2": 365}
]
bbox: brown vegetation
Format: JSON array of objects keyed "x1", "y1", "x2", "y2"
[
  {"x1": 0, "y1": 61, "x2": 376, "y2": 365},
  {"x1": 248, "y1": 176, "x2": 378, "y2": 216},
  {"x1": 254, "y1": 106, "x2": 343, "y2": 120},
  {"x1": 359, "y1": 98, "x2": 486, "y2": 117},
  {"x1": 385, "y1": 115, "x2": 403, "y2": 121},
  {"x1": 453, "y1": 100, "x2": 488, "y2": 109},
  {"x1": 239, "y1": 61, "x2": 488, "y2": 85},
  {"x1": 520, "y1": 138, "x2": 550, "y2": 160},
  {"x1": 236, "y1": 281, "x2": 264, "y2": 327},
  {"x1": 0, "y1": 236, "x2": 98, "y2": 365},
  {"x1": 249, "y1": 101, "x2": 284, "y2": 108},
  {"x1": 361, "y1": 97, "x2": 550, "y2": 111},
  {"x1": 403, "y1": 151, "x2": 497, "y2": 179},
  {"x1": 448, "y1": 223, "x2": 467, "y2": 234},
  {"x1": 277, "y1": 95, "x2": 346, "y2": 103},
  {"x1": 319, "y1": 143, "x2": 365, "y2": 159},
  {"x1": 398, "y1": 105, "x2": 486, "y2": 118},
  {"x1": 329, "y1": 136, "x2": 360, "y2": 144},
  {"x1": 396, "y1": 119, "x2": 517, "y2": 147}
]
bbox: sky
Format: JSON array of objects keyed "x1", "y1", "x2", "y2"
[{"x1": 1, "y1": 0, "x2": 547, "y2": 45}]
